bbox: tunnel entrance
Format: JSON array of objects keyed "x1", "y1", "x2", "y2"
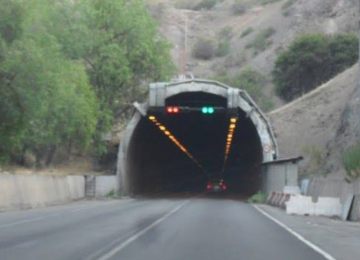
[
  {"x1": 118, "y1": 80, "x2": 277, "y2": 197},
  {"x1": 126, "y1": 92, "x2": 263, "y2": 196}
]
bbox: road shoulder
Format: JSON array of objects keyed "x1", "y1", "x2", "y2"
[{"x1": 255, "y1": 204, "x2": 360, "y2": 260}]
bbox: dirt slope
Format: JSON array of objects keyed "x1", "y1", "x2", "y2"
[{"x1": 268, "y1": 64, "x2": 359, "y2": 177}]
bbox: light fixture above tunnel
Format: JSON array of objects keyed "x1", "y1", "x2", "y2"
[{"x1": 148, "y1": 115, "x2": 207, "y2": 173}]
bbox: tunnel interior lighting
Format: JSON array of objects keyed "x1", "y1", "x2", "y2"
[
  {"x1": 223, "y1": 118, "x2": 237, "y2": 169},
  {"x1": 148, "y1": 116, "x2": 206, "y2": 173}
]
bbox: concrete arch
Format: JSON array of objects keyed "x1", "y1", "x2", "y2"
[{"x1": 117, "y1": 80, "x2": 278, "y2": 196}]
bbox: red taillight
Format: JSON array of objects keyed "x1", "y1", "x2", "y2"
[
  {"x1": 167, "y1": 107, "x2": 173, "y2": 113},
  {"x1": 207, "y1": 184, "x2": 211, "y2": 190},
  {"x1": 222, "y1": 185, "x2": 227, "y2": 191}
]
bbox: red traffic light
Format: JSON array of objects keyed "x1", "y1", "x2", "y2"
[{"x1": 166, "y1": 106, "x2": 179, "y2": 114}]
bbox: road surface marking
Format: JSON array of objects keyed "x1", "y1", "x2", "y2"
[
  {"x1": 97, "y1": 200, "x2": 189, "y2": 260},
  {"x1": 253, "y1": 205, "x2": 337, "y2": 260}
]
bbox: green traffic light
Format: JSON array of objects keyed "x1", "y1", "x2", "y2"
[{"x1": 202, "y1": 106, "x2": 214, "y2": 114}]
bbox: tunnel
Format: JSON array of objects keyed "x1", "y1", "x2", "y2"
[{"x1": 117, "y1": 80, "x2": 278, "y2": 196}]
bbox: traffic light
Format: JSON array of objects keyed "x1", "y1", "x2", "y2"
[
  {"x1": 166, "y1": 106, "x2": 179, "y2": 114},
  {"x1": 201, "y1": 106, "x2": 214, "y2": 114}
]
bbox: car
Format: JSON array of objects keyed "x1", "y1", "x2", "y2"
[{"x1": 206, "y1": 179, "x2": 227, "y2": 192}]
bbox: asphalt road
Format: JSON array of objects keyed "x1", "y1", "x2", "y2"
[{"x1": 0, "y1": 196, "x2": 329, "y2": 260}]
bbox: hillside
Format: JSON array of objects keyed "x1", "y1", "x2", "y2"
[
  {"x1": 148, "y1": 0, "x2": 358, "y2": 109},
  {"x1": 269, "y1": 64, "x2": 359, "y2": 177}
]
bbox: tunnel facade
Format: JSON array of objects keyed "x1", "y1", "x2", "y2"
[{"x1": 117, "y1": 80, "x2": 278, "y2": 196}]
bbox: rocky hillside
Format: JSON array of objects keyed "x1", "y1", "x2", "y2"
[
  {"x1": 269, "y1": 65, "x2": 359, "y2": 177},
  {"x1": 147, "y1": 0, "x2": 358, "y2": 108}
]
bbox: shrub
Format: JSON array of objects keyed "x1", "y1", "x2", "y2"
[
  {"x1": 233, "y1": 0, "x2": 248, "y2": 15},
  {"x1": 216, "y1": 40, "x2": 230, "y2": 57},
  {"x1": 261, "y1": 0, "x2": 281, "y2": 5},
  {"x1": 273, "y1": 33, "x2": 359, "y2": 102},
  {"x1": 218, "y1": 26, "x2": 233, "y2": 39},
  {"x1": 195, "y1": 0, "x2": 222, "y2": 10},
  {"x1": 246, "y1": 27, "x2": 275, "y2": 53},
  {"x1": 343, "y1": 142, "x2": 360, "y2": 178},
  {"x1": 224, "y1": 50, "x2": 247, "y2": 68},
  {"x1": 248, "y1": 191, "x2": 267, "y2": 203},
  {"x1": 241, "y1": 27, "x2": 254, "y2": 38},
  {"x1": 282, "y1": 0, "x2": 297, "y2": 16},
  {"x1": 282, "y1": 0, "x2": 297, "y2": 10},
  {"x1": 106, "y1": 189, "x2": 118, "y2": 199},
  {"x1": 192, "y1": 38, "x2": 215, "y2": 60},
  {"x1": 174, "y1": 0, "x2": 199, "y2": 10},
  {"x1": 302, "y1": 145, "x2": 325, "y2": 175},
  {"x1": 214, "y1": 67, "x2": 274, "y2": 112}
]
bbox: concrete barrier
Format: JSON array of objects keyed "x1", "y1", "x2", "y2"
[
  {"x1": 286, "y1": 195, "x2": 316, "y2": 216},
  {"x1": 307, "y1": 177, "x2": 360, "y2": 221},
  {"x1": 0, "y1": 174, "x2": 85, "y2": 211},
  {"x1": 274, "y1": 192, "x2": 284, "y2": 207},
  {"x1": 279, "y1": 194, "x2": 292, "y2": 209},
  {"x1": 285, "y1": 195, "x2": 343, "y2": 217},
  {"x1": 266, "y1": 192, "x2": 276, "y2": 205},
  {"x1": 95, "y1": 176, "x2": 117, "y2": 197},
  {"x1": 315, "y1": 197, "x2": 342, "y2": 217}
]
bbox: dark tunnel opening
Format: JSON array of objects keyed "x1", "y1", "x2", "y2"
[{"x1": 127, "y1": 92, "x2": 263, "y2": 196}]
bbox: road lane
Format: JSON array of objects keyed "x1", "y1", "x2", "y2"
[
  {"x1": 0, "y1": 197, "x2": 330, "y2": 260},
  {"x1": 103, "y1": 198, "x2": 329, "y2": 260}
]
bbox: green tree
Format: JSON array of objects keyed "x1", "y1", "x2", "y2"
[
  {"x1": 273, "y1": 34, "x2": 358, "y2": 102},
  {"x1": 0, "y1": 0, "x2": 24, "y2": 44},
  {"x1": 0, "y1": 0, "x2": 175, "y2": 164},
  {"x1": 0, "y1": 0, "x2": 98, "y2": 165},
  {"x1": 44, "y1": 0, "x2": 175, "y2": 151}
]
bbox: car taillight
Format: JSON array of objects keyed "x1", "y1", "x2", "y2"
[
  {"x1": 222, "y1": 185, "x2": 227, "y2": 191},
  {"x1": 207, "y1": 184, "x2": 211, "y2": 190}
]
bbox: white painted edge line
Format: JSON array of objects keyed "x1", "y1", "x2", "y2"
[
  {"x1": 253, "y1": 205, "x2": 337, "y2": 260},
  {"x1": 97, "y1": 200, "x2": 189, "y2": 260}
]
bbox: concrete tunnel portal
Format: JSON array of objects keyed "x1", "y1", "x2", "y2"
[{"x1": 117, "y1": 80, "x2": 278, "y2": 196}]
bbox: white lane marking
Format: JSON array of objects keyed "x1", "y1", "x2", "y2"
[
  {"x1": 97, "y1": 201, "x2": 189, "y2": 260},
  {"x1": 0, "y1": 213, "x2": 62, "y2": 229},
  {"x1": 253, "y1": 205, "x2": 337, "y2": 260}
]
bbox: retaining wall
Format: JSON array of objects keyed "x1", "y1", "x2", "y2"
[
  {"x1": 307, "y1": 177, "x2": 360, "y2": 221},
  {"x1": 95, "y1": 176, "x2": 117, "y2": 197},
  {"x1": 0, "y1": 174, "x2": 85, "y2": 211}
]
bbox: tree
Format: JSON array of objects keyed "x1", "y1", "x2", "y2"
[
  {"x1": 273, "y1": 34, "x2": 358, "y2": 102},
  {"x1": 0, "y1": 0, "x2": 175, "y2": 164},
  {"x1": 0, "y1": 0, "x2": 99, "y2": 165},
  {"x1": 42, "y1": 0, "x2": 175, "y2": 152}
]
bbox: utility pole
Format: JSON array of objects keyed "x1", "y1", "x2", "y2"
[{"x1": 179, "y1": 13, "x2": 188, "y2": 78}]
